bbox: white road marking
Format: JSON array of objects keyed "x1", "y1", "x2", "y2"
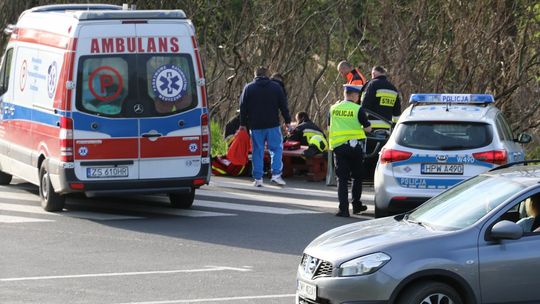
[
  {"x1": 191, "y1": 200, "x2": 319, "y2": 214},
  {"x1": 209, "y1": 178, "x2": 337, "y2": 197},
  {"x1": 0, "y1": 266, "x2": 251, "y2": 282},
  {"x1": 67, "y1": 200, "x2": 236, "y2": 218},
  {"x1": 115, "y1": 294, "x2": 296, "y2": 304},
  {"x1": 198, "y1": 189, "x2": 336, "y2": 209},
  {"x1": 0, "y1": 202, "x2": 54, "y2": 215},
  {"x1": 62, "y1": 211, "x2": 143, "y2": 221},
  {"x1": 0, "y1": 191, "x2": 40, "y2": 202},
  {"x1": 0, "y1": 202, "x2": 143, "y2": 221},
  {"x1": 0, "y1": 214, "x2": 54, "y2": 223},
  {"x1": 208, "y1": 177, "x2": 375, "y2": 201}
]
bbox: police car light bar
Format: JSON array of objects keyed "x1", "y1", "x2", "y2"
[{"x1": 409, "y1": 94, "x2": 494, "y2": 104}]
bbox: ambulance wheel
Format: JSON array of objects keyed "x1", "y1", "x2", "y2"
[
  {"x1": 0, "y1": 170, "x2": 12, "y2": 185},
  {"x1": 39, "y1": 165, "x2": 65, "y2": 212},
  {"x1": 169, "y1": 190, "x2": 195, "y2": 209}
]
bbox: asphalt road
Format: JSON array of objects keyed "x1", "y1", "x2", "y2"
[{"x1": 0, "y1": 176, "x2": 375, "y2": 304}]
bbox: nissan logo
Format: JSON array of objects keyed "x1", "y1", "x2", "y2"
[
  {"x1": 304, "y1": 256, "x2": 319, "y2": 275},
  {"x1": 134, "y1": 104, "x2": 144, "y2": 114}
]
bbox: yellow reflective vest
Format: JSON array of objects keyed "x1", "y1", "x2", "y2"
[{"x1": 329, "y1": 101, "x2": 367, "y2": 150}]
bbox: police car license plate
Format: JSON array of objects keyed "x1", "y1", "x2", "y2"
[
  {"x1": 297, "y1": 280, "x2": 317, "y2": 300},
  {"x1": 421, "y1": 163, "x2": 464, "y2": 175},
  {"x1": 86, "y1": 166, "x2": 128, "y2": 178}
]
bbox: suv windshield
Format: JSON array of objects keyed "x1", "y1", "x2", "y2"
[
  {"x1": 76, "y1": 54, "x2": 197, "y2": 117},
  {"x1": 408, "y1": 175, "x2": 526, "y2": 231},
  {"x1": 396, "y1": 121, "x2": 492, "y2": 150}
]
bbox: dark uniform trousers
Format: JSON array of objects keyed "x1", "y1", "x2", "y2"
[{"x1": 333, "y1": 140, "x2": 365, "y2": 212}]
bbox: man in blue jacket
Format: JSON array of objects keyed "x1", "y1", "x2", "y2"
[{"x1": 239, "y1": 67, "x2": 291, "y2": 187}]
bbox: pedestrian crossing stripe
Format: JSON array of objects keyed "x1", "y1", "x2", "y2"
[{"x1": 0, "y1": 214, "x2": 54, "y2": 223}]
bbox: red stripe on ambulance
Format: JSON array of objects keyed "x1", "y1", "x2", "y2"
[
  {"x1": 74, "y1": 138, "x2": 138, "y2": 160},
  {"x1": 140, "y1": 136, "x2": 201, "y2": 158},
  {"x1": 11, "y1": 28, "x2": 71, "y2": 50}
]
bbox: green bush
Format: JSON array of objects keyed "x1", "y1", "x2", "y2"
[
  {"x1": 210, "y1": 119, "x2": 228, "y2": 157},
  {"x1": 526, "y1": 145, "x2": 540, "y2": 160}
]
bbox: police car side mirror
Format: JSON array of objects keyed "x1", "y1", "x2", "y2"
[{"x1": 516, "y1": 133, "x2": 532, "y2": 144}]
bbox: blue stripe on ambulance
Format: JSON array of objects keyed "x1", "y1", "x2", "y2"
[
  {"x1": 139, "y1": 108, "x2": 202, "y2": 135},
  {"x1": 3, "y1": 102, "x2": 60, "y2": 126}
]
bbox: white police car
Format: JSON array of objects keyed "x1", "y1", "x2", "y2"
[{"x1": 374, "y1": 93, "x2": 531, "y2": 217}]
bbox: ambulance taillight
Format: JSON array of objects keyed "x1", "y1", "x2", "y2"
[
  {"x1": 59, "y1": 117, "x2": 74, "y2": 162},
  {"x1": 201, "y1": 113, "x2": 209, "y2": 158}
]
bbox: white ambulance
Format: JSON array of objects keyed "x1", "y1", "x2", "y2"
[{"x1": 0, "y1": 4, "x2": 211, "y2": 211}]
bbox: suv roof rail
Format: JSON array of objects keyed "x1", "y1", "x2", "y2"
[
  {"x1": 28, "y1": 4, "x2": 123, "y2": 13},
  {"x1": 489, "y1": 160, "x2": 540, "y2": 172}
]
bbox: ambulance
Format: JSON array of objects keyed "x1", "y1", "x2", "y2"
[{"x1": 0, "y1": 4, "x2": 210, "y2": 211}]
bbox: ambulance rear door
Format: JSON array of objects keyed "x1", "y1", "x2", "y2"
[
  {"x1": 134, "y1": 22, "x2": 202, "y2": 179},
  {"x1": 71, "y1": 23, "x2": 140, "y2": 181}
]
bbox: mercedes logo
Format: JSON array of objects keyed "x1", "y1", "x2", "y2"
[{"x1": 134, "y1": 104, "x2": 144, "y2": 114}]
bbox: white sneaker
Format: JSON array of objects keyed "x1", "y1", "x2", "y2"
[
  {"x1": 271, "y1": 175, "x2": 286, "y2": 186},
  {"x1": 253, "y1": 179, "x2": 263, "y2": 187}
]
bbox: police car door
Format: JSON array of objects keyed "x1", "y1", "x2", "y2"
[
  {"x1": 72, "y1": 24, "x2": 140, "y2": 181},
  {"x1": 134, "y1": 23, "x2": 202, "y2": 179}
]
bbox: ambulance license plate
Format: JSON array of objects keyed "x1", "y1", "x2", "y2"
[
  {"x1": 421, "y1": 163, "x2": 464, "y2": 175},
  {"x1": 87, "y1": 166, "x2": 128, "y2": 178},
  {"x1": 297, "y1": 280, "x2": 317, "y2": 300}
]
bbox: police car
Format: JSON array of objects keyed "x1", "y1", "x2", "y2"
[{"x1": 374, "y1": 93, "x2": 531, "y2": 217}]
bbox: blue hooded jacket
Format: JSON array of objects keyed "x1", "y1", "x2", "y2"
[{"x1": 239, "y1": 76, "x2": 291, "y2": 130}]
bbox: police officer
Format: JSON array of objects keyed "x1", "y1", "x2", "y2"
[
  {"x1": 287, "y1": 112, "x2": 328, "y2": 157},
  {"x1": 329, "y1": 84, "x2": 372, "y2": 217},
  {"x1": 337, "y1": 60, "x2": 367, "y2": 86},
  {"x1": 360, "y1": 66, "x2": 401, "y2": 126}
]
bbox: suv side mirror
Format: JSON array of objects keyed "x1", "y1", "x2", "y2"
[
  {"x1": 515, "y1": 133, "x2": 532, "y2": 144},
  {"x1": 489, "y1": 220, "x2": 523, "y2": 240}
]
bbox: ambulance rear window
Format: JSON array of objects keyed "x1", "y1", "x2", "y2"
[
  {"x1": 396, "y1": 121, "x2": 493, "y2": 151},
  {"x1": 80, "y1": 57, "x2": 129, "y2": 116},
  {"x1": 143, "y1": 55, "x2": 197, "y2": 115},
  {"x1": 76, "y1": 54, "x2": 197, "y2": 117}
]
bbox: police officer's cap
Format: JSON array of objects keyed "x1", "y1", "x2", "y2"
[{"x1": 343, "y1": 84, "x2": 363, "y2": 93}]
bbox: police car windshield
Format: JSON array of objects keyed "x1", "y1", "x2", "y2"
[
  {"x1": 76, "y1": 54, "x2": 197, "y2": 117},
  {"x1": 396, "y1": 121, "x2": 492, "y2": 151},
  {"x1": 408, "y1": 175, "x2": 525, "y2": 231}
]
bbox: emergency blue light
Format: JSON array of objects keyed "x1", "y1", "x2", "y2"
[{"x1": 409, "y1": 94, "x2": 494, "y2": 104}]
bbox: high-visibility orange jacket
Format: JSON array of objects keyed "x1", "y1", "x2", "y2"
[{"x1": 346, "y1": 68, "x2": 367, "y2": 86}]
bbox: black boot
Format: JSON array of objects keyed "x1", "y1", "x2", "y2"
[{"x1": 352, "y1": 201, "x2": 367, "y2": 214}]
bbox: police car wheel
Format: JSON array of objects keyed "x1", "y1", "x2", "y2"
[
  {"x1": 39, "y1": 164, "x2": 65, "y2": 212},
  {"x1": 0, "y1": 170, "x2": 12, "y2": 185},
  {"x1": 374, "y1": 205, "x2": 389, "y2": 218},
  {"x1": 169, "y1": 190, "x2": 195, "y2": 209}
]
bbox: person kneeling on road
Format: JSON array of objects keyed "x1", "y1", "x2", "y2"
[
  {"x1": 329, "y1": 84, "x2": 372, "y2": 217},
  {"x1": 287, "y1": 111, "x2": 328, "y2": 158}
]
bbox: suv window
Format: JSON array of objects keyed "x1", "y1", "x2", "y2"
[
  {"x1": 76, "y1": 54, "x2": 197, "y2": 117},
  {"x1": 396, "y1": 121, "x2": 493, "y2": 150},
  {"x1": 0, "y1": 48, "x2": 14, "y2": 95},
  {"x1": 497, "y1": 114, "x2": 514, "y2": 141}
]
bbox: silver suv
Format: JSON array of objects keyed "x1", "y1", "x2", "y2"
[
  {"x1": 297, "y1": 161, "x2": 540, "y2": 304},
  {"x1": 374, "y1": 94, "x2": 531, "y2": 217}
]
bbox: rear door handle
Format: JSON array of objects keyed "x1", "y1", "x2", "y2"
[{"x1": 142, "y1": 133, "x2": 162, "y2": 138}]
